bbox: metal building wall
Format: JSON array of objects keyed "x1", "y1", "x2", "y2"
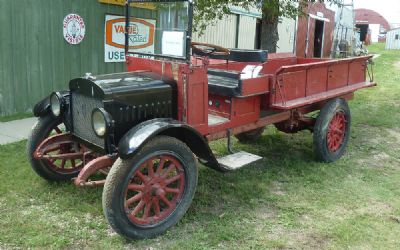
[
  {"x1": 386, "y1": 28, "x2": 400, "y2": 50},
  {"x1": 277, "y1": 17, "x2": 297, "y2": 53},
  {"x1": 192, "y1": 15, "x2": 237, "y2": 49},
  {"x1": 237, "y1": 15, "x2": 257, "y2": 49},
  {"x1": 0, "y1": 0, "x2": 127, "y2": 116}
]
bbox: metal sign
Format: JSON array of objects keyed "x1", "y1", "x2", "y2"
[
  {"x1": 105, "y1": 15, "x2": 156, "y2": 62},
  {"x1": 63, "y1": 14, "x2": 86, "y2": 45}
]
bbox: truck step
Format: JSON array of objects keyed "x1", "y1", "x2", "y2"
[{"x1": 217, "y1": 151, "x2": 263, "y2": 170}]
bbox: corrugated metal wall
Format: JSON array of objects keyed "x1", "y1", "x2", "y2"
[
  {"x1": 237, "y1": 16, "x2": 257, "y2": 49},
  {"x1": 276, "y1": 17, "x2": 296, "y2": 53},
  {"x1": 385, "y1": 29, "x2": 400, "y2": 50},
  {"x1": 193, "y1": 15, "x2": 238, "y2": 49},
  {"x1": 0, "y1": 0, "x2": 127, "y2": 116}
]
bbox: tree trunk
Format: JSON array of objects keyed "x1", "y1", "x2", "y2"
[{"x1": 261, "y1": 16, "x2": 279, "y2": 53}]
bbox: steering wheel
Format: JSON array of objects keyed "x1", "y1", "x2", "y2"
[{"x1": 191, "y1": 42, "x2": 230, "y2": 57}]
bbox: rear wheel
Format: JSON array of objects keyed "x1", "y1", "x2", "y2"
[
  {"x1": 103, "y1": 136, "x2": 198, "y2": 240},
  {"x1": 313, "y1": 98, "x2": 351, "y2": 162},
  {"x1": 235, "y1": 127, "x2": 265, "y2": 142}
]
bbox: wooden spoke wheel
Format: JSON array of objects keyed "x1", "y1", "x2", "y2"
[
  {"x1": 313, "y1": 98, "x2": 351, "y2": 162},
  {"x1": 103, "y1": 136, "x2": 198, "y2": 240},
  {"x1": 27, "y1": 115, "x2": 92, "y2": 181},
  {"x1": 125, "y1": 155, "x2": 185, "y2": 226},
  {"x1": 327, "y1": 112, "x2": 347, "y2": 153}
]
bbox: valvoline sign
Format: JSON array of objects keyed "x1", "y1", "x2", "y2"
[{"x1": 105, "y1": 15, "x2": 156, "y2": 62}]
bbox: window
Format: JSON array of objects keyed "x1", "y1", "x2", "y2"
[{"x1": 395, "y1": 34, "x2": 399, "y2": 40}]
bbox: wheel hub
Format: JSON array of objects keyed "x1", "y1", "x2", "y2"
[
  {"x1": 34, "y1": 132, "x2": 93, "y2": 173},
  {"x1": 327, "y1": 112, "x2": 347, "y2": 153}
]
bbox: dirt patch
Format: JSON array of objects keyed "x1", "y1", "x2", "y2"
[
  {"x1": 352, "y1": 125, "x2": 400, "y2": 168},
  {"x1": 327, "y1": 200, "x2": 394, "y2": 221},
  {"x1": 386, "y1": 128, "x2": 400, "y2": 145},
  {"x1": 372, "y1": 152, "x2": 391, "y2": 162},
  {"x1": 356, "y1": 200, "x2": 394, "y2": 216},
  {"x1": 394, "y1": 61, "x2": 400, "y2": 70},
  {"x1": 269, "y1": 181, "x2": 286, "y2": 196},
  {"x1": 265, "y1": 225, "x2": 331, "y2": 249}
]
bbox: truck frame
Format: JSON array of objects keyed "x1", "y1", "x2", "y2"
[{"x1": 27, "y1": 0, "x2": 376, "y2": 240}]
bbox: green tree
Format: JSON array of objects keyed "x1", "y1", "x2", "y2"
[{"x1": 194, "y1": 0, "x2": 343, "y2": 53}]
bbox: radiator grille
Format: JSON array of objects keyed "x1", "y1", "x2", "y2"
[{"x1": 71, "y1": 92, "x2": 104, "y2": 148}]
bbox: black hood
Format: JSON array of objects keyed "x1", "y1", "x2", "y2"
[{"x1": 69, "y1": 72, "x2": 175, "y2": 100}]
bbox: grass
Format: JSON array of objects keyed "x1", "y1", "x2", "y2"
[
  {"x1": 0, "y1": 112, "x2": 33, "y2": 122},
  {"x1": 1, "y1": 43, "x2": 400, "y2": 249}
]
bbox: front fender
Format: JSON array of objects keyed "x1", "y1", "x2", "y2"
[
  {"x1": 33, "y1": 96, "x2": 51, "y2": 117},
  {"x1": 33, "y1": 91, "x2": 70, "y2": 117},
  {"x1": 118, "y1": 119, "x2": 225, "y2": 172}
]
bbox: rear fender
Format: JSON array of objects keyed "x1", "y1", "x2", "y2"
[{"x1": 118, "y1": 119, "x2": 225, "y2": 172}]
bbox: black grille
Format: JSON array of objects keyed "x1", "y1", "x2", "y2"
[{"x1": 71, "y1": 92, "x2": 104, "y2": 148}]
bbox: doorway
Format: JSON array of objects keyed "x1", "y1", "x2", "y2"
[
  {"x1": 255, "y1": 19, "x2": 262, "y2": 49},
  {"x1": 313, "y1": 20, "x2": 324, "y2": 57},
  {"x1": 356, "y1": 24, "x2": 369, "y2": 42}
]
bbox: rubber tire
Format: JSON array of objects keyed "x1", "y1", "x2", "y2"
[
  {"x1": 102, "y1": 136, "x2": 198, "y2": 240},
  {"x1": 313, "y1": 98, "x2": 351, "y2": 163},
  {"x1": 235, "y1": 127, "x2": 265, "y2": 143},
  {"x1": 27, "y1": 115, "x2": 80, "y2": 181}
]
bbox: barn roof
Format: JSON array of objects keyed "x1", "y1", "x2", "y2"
[{"x1": 355, "y1": 8, "x2": 391, "y2": 31}]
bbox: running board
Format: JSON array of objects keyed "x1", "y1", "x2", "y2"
[{"x1": 217, "y1": 151, "x2": 263, "y2": 171}]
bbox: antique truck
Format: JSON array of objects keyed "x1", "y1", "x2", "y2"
[{"x1": 27, "y1": 0, "x2": 376, "y2": 240}]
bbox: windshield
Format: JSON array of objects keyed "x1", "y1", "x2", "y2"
[{"x1": 126, "y1": 1, "x2": 190, "y2": 59}]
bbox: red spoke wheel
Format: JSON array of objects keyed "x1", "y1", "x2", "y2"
[
  {"x1": 27, "y1": 115, "x2": 90, "y2": 181},
  {"x1": 125, "y1": 155, "x2": 185, "y2": 225},
  {"x1": 327, "y1": 112, "x2": 347, "y2": 153},
  {"x1": 103, "y1": 136, "x2": 198, "y2": 240},
  {"x1": 39, "y1": 135, "x2": 93, "y2": 175},
  {"x1": 313, "y1": 98, "x2": 351, "y2": 162}
]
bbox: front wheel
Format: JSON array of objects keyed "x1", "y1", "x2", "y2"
[
  {"x1": 102, "y1": 136, "x2": 198, "y2": 240},
  {"x1": 313, "y1": 98, "x2": 351, "y2": 162},
  {"x1": 27, "y1": 115, "x2": 84, "y2": 181}
]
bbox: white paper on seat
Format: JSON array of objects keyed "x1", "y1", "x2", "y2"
[{"x1": 241, "y1": 65, "x2": 263, "y2": 80}]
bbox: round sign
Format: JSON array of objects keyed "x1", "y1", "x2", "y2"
[{"x1": 63, "y1": 14, "x2": 86, "y2": 45}]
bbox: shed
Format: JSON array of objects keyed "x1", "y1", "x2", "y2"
[
  {"x1": 296, "y1": 3, "x2": 336, "y2": 58},
  {"x1": 386, "y1": 28, "x2": 400, "y2": 50}
]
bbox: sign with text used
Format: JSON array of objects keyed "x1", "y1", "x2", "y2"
[{"x1": 105, "y1": 15, "x2": 156, "y2": 62}]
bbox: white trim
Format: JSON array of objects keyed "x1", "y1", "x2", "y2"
[{"x1": 309, "y1": 13, "x2": 330, "y2": 23}]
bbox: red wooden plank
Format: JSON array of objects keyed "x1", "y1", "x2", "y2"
[
  {"x1": 328, "y1": 63, "x2": 349, "y2": 90},
  {"x1": 272, "y1": 81, "x2": 377, "y2": 110},
  {"x1": 306, "y1": 67, "x2": 328, "y2": 96}
]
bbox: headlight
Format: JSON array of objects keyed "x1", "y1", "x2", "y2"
[
  {"x1": 92, "y1": 108, "x2": 112, "y2": 138},
  {"x1": 50, "y1": 92, "x2": 64, "y2": 117}
]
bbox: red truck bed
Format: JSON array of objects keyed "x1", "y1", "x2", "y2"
[
  {"x1": 270, "y1": 55, "x2": 376, "y2": 109},
  {"x1": 207, "y1": 54, "x2": 375, "y2": 110}
]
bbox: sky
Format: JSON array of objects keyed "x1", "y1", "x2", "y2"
[{"x1": 354, "y1": 0, "x2": 400, "y2": 26}]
